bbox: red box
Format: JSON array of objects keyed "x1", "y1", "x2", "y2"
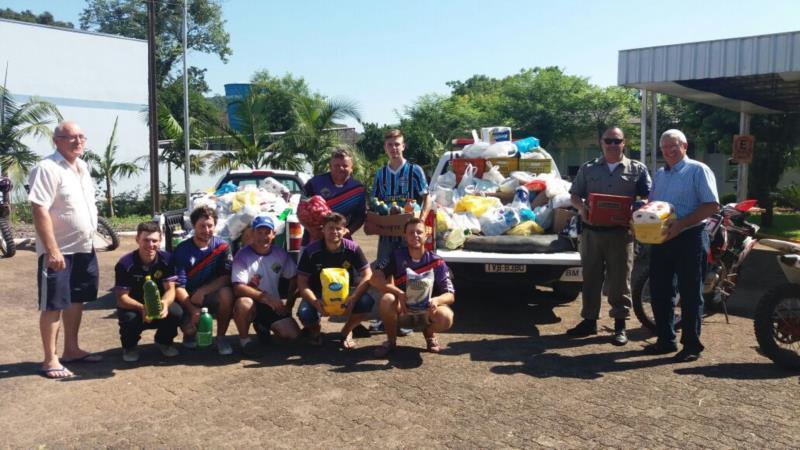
[
  {"x1": 451, "y1": 158, "x2": 486, "y2": 183},
  {"x1": 588, "y1": 193, "x2": 633, "y2": 226}
]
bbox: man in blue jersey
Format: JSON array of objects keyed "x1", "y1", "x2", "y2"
[
  {"x1": 114, "y1": 221, "x2": 181, "y2": 362},
  {"x1": 371, "y1": 218, "x2": 455, "y2": 357},
  {"x1": 172, "y1": 206, "x2": 236, "y2": 355},
  {"x1": 372, "y1": 129, "x2": 431, "y2": 264},
  {"x1": 303, "y1": 147, "x2": 366, "y2": 239},
  {"x1": 643, "y1": 129, "x2": 719, "y2": 362}
]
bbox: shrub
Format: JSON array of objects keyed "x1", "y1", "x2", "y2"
[
  {"x1": 778, "y1": 184, "x2": 800, "y2": 210},
  {"x1": 720, "y1": 193, "x2": 737, "y2": 205}
]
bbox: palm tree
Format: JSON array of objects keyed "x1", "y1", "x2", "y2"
[
  {"x1": 0, "y1": 85, "x2": 62, "y2": 180},
  {"x1": 210, "y1": 89, "x2": 306, "y2": 173},
  {"x1": 82, "y1": 117, "x2": 141, "y2": 217},
  {"x1": 272, "y1": 96, "x2": 362, "y2": 174},
  {"x1": 157, "y1": 104, "x2": 211, "y2": 209}
]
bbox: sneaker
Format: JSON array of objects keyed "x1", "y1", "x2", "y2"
[
  {"x1": 182, "y1": 335, "x2": 197, "y2": 349},
  {"x1": 368, "y1": 320, "x2": 384, "y2": 332},
  {"x1": 643, "y1": 342, "x2": 678, "y2": 355},
  {"x1": 673, "y1": 347, "x2": 701, "y2": 363},
  {"x1": 566, "y1": 319, "x2": 597, "y2": 337},
  {"x1": 398, "y1": 327, "x2": 413, "y2": 337},
  {"x1": 612, "y1": 319, "x2": 628, "y2": 346},
  {"x1": 122, "y1": 347, "x2": 140, "y2": 362},
  {"x1": 216, "y1": 337, "x2": 233, "y2": 355},
  {"x1": 157, "y1": 343, "x2": 179, "y2": 358},
  {"x1": 240, "y1": 338, "x2": 263, "y2": 357}
]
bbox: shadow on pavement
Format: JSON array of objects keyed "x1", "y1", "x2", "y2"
[{"x1": 673, "y1": 362, "x2": 799, "y2": 379}]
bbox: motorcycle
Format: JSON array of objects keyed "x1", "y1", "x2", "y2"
[
  {"x1": 632, "y1": 199, "x2": 760, "y2": 331},
  {"x1": 0, "y1": 176, "x2": 16, "y2": 258},
  {"x1": 754, "y1": 238, "x2": 800, "y2": 370}
]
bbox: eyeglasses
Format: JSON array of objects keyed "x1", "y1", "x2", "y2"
[
  {"x1": 55, "y1": 135, "x2": 88, "y2": 142},
  {"x1": 603, "y1": 138, "x2": 624, "y2": 145}
]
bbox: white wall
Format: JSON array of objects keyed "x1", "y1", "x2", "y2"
[{"x1": 0, "y1": 19, "x2": 148, "y2": 194}]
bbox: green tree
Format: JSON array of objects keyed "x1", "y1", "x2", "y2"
[
  {"x1": 0, "y1": 8, "x2": 75, "y2": 28},
  {"x1": 0, "y1": 86, "x2": 62, "y2": 181},
  {"x1": 272, "y1": 96, "x2": 362, "y2": 174},
  {"x1": 249, "y1": 70, "x2": 321, "y2": 132},
  {"x1": 79, "y1": 0, "x2": 231, "y2": 87},
  {"x1": 82, "y1": 117, "x2": 142, "y2": 217},
  {"x1": 210, "y1": 89, "x2": 305, "y2": 173},
  {"x1": 156, "y1": 104, "x2": 212, "y2": 209}
]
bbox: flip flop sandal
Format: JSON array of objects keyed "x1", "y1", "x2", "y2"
[
  {"x1": 37, "y1": 366, "x2": 74, "y2": 380},
  {"x1": 340, "y1": 336, "x2": 357, "y2": 350},
  {"x1": 373, "y1": 341, "x2": 396, "y2": 358},
  {"x1": 61, "y1": 353, "x2": 103, "y2": 364},
  {"x1": 426, "y1": 336, "x2": 442, "y2": 353}
]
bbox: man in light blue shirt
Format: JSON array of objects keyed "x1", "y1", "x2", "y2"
[{"x1": 644, "y1": 129, "x2": 719, "y2": 362}]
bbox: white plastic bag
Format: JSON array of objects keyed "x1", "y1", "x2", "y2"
[
  {"x1": 405, "y1": 269, "x2": 434, "y2": 312},
  {"x1": 482, "y1": 165, "x2": 506, "y2": 184},
  {"x1": 481, "y1": 207, "x2": 521, "y2": 236},
  {"x1": 450, "y1": 212, "x2": 481, "y2": 233},
  {"x1": 437, "y1": 170, "x2": 457, "y2": 189},
  {"x1": 499, "y1": 177, "x2": 520, "y2": 194},
  {"x1": 433, "y1": 185, "x2": 456, "y2": 207},
  {"x1": 457, "y1": 163, "x2": 478, "y2": 196},
  {"x1": 461, "y1": 130, "x2": 490, "y2": 158},
  {"x1": 533, "y1": 204, "x2": 554, "y2": 231},
  {"x1": 483, "y1": 141, "x2": 517, "y2": 158},
  {"x1": 473, "y1": 179, "x2": 499, "y2": 193},
  {"x1": 550, "y1": 193, "x2": 572, "y2": 209}
]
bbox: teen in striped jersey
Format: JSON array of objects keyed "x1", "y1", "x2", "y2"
[{"x1": 371, "y1": 129, "x2": 431, "y2": 264}]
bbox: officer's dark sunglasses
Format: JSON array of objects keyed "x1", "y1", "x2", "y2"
[{"x1": 603, "y1": 138, "x2": 624, "y2": 145}]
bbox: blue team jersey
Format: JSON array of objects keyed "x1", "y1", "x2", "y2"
[{"x1": 172, "y1": 236, "x2": 232, "y2": 294}]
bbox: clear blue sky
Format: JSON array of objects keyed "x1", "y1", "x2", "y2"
[{"x1": 5, "y1": 0, "x2": 800, "y2": 129}]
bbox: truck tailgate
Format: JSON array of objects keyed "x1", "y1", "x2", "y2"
[{"x1": 436, "y1": 249, "x2": 581, "y2": 265}]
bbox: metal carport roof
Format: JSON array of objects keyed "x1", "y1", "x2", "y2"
[{"x1": 618, "y1": 30, "x2": 800, "y2": 199}]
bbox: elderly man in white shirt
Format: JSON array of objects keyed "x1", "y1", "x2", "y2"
[{"x1": 28, "y1": 121, "x2": 102, "y2": 379}]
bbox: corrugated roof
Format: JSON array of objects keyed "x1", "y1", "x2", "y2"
[{"x1": 618, "y1": 31, "x2": 800, "y2": 113}]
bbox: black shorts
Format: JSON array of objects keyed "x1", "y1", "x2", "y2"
[
  {"x1": 37, "y1": 251, "x2": 99, "y2": 311},
  {"x1": 254, "y1": 302, "x2": 292, "y2": 329}
]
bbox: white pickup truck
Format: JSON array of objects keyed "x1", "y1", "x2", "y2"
[{"x1": 429, "y1": 150, "x2": 583, "y2": 301}]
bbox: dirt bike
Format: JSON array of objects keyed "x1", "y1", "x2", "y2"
[
  {"x1": 0, "y1": 176, "x2": 16, "y2": 258},
  {"x1": 754, "y1": 238, "x2": 800, "y2": 370},
  {"x1": 632, "y1": 200, "x2": 759, "y2": 331}
]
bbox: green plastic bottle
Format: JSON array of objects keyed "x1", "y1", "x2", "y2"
[
  {"x1": 143, "y1": 275, "x2": 162, "y2": 321},
  {"x1": 197, "y1": 307, "x2": 213, "y2": 348}
]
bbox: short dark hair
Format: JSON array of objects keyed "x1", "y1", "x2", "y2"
[
  {"x1": 136, "y1": 221, "x2": 161, "y2": 237},
  {"x1": 190, "y1": 205, "x2": 217, "y2": 226},
  {"x1": 330, "y1": 147, "x2": 353, "y2": 160},
  {"x1": 322, "y1": 212, "x2": 347, "y2": 227},
  {"x1": 404, "y1": 217, "x2": 425, "y2": 233},
  {"x1": 384, "y1": 129, "x2": 404, "y2": 142}
]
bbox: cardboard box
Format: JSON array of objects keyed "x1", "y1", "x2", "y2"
[
  {"x1": 588, "y1": 193, "x2": 633, "y2": 226},
  {"x1": 552, "y1": 208, "x2": 577, "y2": 233},
  {"x1": 486, "y1": 157, "x2": 519, "y2": 176},
  {"x1": 518, "y1": 158, "x2": 552, "y2": 174},
  {"x1": 364, "y1": 211, "x2": 419, "y2": 236}
]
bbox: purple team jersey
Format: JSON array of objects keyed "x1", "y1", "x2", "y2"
[
  {"x1": 304, "y1": 174, "x2": 366, "y2": 231},
  {"x1": 375, "y1": 247, "x2": 454, "y2": 296}
]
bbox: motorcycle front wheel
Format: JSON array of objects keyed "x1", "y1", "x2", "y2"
[
  {"x1": 0, "y1": 218, "x2": 16, "y2": 258},
  {"x1": 754, "y1": 283, "x2": 800, "y2": 370},
  {"x1": 94, "y1": 216, "x2": 120, "y2": 251},
  {"x1": 631, "y1": 271, "x2": 682, "y2": 332}
]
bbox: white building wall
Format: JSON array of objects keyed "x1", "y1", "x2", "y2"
[{"x1": 0, "y1": 19, "x2": 149, "y2": 195}]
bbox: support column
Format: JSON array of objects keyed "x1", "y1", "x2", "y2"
[
  {"x1": 640, "y1": 89, "x2": 648, "y2": 168},
  {"x1": 737, "y1": 112, "x2": 751, "y2": 201},
  {"x1": 650, "y1": 92, "x2": 658, "y2": 174}
]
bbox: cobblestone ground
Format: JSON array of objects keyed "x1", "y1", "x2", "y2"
[{"x1": 0, "y1": 234, "x2": 797, "y2": 449}]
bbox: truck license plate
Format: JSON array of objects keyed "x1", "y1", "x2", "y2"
[
  {"x1": 559, "y1": 267, "x2": 583, "y2": 282},
  {"x1": 485, "y1": 264, "x2": 527, "y2": 273}
]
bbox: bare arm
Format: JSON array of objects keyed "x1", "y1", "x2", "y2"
[
  {"x1": 32, "y1": 203, "x2": 64, "y2": 271},
  {"x1": 419, "y1": 193, "x2": 432, "y2": 223},
  {"x1": 297, "y1": 273, "x2": 324, "y2": 315},
  {"x1": 570, "y1": 193, "x2": 589, "y2": 224},
  {"x1": 115, "y1": 290, "x2": 145, "y2": 313},
  {"x1": 189, "y1": 275, "x2": 230, "y2": 305}
]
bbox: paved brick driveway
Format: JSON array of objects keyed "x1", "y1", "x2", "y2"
[{"x1": 0, "y1": 234, "x2": 797, "y2": 448}]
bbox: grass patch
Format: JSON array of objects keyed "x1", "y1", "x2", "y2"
[
  {"x1": 750, "y1": 210, "x2": 800, "y2": 241},
  {"x1": 106, "y1": 215, "x2": 153, "y2": 232}
]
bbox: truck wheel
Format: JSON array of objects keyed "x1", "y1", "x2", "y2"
[{"x1": 552, "y1": 281, "x2": 581, "y2": 303}]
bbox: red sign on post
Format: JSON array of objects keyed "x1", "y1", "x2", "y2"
[{"x1": 732, "y1": 135, "x2": 755, "y2": 164}]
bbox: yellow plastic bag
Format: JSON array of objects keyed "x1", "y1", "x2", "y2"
[
  {"x1": 506, "y1": 221, "x2": 544, "y2": 236},
  {"x1": 230, "y1": 191, "x2": 258, "y2": 212},
  {"x1": 436, "y1": 210, "x2": 452, "y2": 232},
  {"x1": 454, "y1": 195, "x2": 502, "y2": 218},
  {"x1": 320, "y1": 268, "x2": 349, "y2": 315}
]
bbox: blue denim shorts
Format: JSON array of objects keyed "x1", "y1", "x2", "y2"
[{"x1": 37, "y1": 251, "x2": 99, "y2": 311}]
